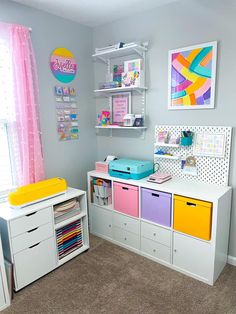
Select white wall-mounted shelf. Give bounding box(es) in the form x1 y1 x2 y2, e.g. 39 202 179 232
95 126 147 130
93 42 148 137
92 44 147 63
154 142 180 148
94 86 147 95
154 154 180 160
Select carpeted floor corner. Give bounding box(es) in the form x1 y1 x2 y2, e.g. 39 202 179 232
3 234 236 314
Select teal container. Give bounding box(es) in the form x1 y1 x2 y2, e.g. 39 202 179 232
180 136 193 146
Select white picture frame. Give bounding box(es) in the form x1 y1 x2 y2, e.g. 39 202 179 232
111 92 131 125
168 41 217 110
193 133 226 158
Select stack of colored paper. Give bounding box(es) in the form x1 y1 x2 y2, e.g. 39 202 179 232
56 219 83 259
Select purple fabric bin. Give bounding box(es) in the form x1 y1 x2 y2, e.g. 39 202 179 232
141 188 172 227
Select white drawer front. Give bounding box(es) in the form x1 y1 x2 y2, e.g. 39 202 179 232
14 237 56 290
113 212 140 235
11 222 54 254
141 221 171 247
173 232 212 280
113 227 140 250
10 207 52 237
141 237 171 264
90 205 112 239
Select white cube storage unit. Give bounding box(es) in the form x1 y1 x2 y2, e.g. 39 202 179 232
0 188 89 291
88 170 232 285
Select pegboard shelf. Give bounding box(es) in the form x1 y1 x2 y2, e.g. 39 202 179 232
154 125 232 186
154 142 180 148
154 154 180 160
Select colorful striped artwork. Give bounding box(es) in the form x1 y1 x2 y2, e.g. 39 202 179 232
168 42 217 110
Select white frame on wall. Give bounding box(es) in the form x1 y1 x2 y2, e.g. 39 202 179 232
168 41 217 110
111 92 131 125
193 133 226 158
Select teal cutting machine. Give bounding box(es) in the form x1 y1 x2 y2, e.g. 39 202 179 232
109 159 153 180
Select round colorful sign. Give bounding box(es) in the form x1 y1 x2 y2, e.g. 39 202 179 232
50 48 77 83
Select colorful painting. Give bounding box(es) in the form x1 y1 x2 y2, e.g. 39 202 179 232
50 48 77 83
168 41 217 110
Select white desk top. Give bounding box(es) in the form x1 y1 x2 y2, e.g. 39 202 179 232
0 187 85 221
88 171 231 202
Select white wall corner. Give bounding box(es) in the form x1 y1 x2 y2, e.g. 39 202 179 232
228 255 236 266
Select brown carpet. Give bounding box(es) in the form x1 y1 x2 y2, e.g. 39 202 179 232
3 234 236 314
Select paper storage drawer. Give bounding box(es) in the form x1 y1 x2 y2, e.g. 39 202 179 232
11 222 54 254
141 237 171 264
141 221 171 247
113 227 140 250
10 207 52 237
112 211 139 235
14 237 56 290
141 188 171 227
114 182 139 217
174 195 212 240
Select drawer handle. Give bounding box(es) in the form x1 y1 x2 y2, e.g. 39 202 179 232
26 211 37 217
124 223 127 226
152 193 159 197
124 237 127 241
122 187 129 190
29 242 40 249
186 202 196 207
109 224 111 228
27 227 39 233
153 233 156 236
153 249 156 253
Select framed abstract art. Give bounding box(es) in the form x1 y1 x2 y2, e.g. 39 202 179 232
168 41 217 110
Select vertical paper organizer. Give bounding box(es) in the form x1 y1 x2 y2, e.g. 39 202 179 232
93 183 112 206
56 219 83 260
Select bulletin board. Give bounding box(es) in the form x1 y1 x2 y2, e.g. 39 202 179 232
154 125 232 186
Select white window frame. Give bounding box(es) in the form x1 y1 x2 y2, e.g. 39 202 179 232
0 119 14 201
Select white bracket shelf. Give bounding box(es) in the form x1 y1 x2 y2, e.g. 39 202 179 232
94 86 147 97
95 125 147 139
92 44 147 63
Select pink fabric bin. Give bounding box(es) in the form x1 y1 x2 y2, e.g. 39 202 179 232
114 182 139 217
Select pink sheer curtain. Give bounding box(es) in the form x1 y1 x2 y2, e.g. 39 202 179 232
0 22 45 186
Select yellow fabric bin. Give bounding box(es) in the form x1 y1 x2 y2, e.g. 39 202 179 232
173 195 212 241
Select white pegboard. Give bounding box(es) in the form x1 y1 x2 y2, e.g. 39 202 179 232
154 125 232 186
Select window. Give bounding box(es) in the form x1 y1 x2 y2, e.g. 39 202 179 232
0 36 14 195
0 122 13 194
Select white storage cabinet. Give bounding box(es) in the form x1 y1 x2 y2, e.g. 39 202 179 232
0 188 89 291
88 170 232 285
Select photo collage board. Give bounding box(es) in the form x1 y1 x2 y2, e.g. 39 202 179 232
55 86 79 141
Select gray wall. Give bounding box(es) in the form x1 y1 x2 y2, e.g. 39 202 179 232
93 1 236 257
0 0 96 190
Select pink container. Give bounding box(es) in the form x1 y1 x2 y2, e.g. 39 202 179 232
95 162 109 173
114 182 139 217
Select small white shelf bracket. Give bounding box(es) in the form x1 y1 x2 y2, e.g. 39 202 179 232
94 56 109 65
133 48 145 58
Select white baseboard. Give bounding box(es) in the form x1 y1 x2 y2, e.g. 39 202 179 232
228 255 236 266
